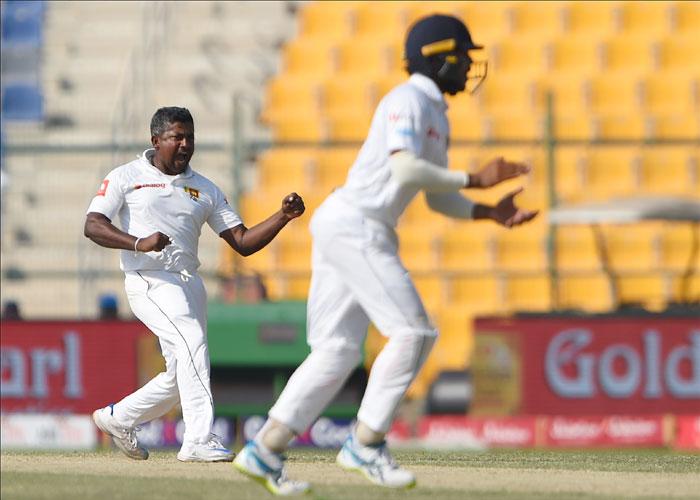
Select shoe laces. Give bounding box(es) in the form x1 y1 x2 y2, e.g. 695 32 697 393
206 433 226 449
124 426 141 449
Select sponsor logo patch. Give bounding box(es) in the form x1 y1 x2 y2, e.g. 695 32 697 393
134 183 166 189
96 179 109 196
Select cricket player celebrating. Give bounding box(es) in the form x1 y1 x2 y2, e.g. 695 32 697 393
234 14 538 494
85 107 305 462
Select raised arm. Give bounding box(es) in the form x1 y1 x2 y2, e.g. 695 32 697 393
84 212 171 252
219 193 305 256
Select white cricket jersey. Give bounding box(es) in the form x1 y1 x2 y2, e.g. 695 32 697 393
334 73 450 227
86 149 242 273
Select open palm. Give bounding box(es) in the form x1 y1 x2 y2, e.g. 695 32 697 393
492 188 539 228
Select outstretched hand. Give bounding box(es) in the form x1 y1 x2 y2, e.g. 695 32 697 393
470 157 530 189
281 192 305 220
491 188 539 228
137 232 172 252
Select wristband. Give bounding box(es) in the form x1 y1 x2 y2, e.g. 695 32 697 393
134 237 142 253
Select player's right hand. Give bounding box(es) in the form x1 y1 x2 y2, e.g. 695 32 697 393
137 232 172 252
469 157 530 188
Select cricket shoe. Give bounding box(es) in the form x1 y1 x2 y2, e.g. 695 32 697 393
233 441 311 496
92 404 149 460
177 434 235 462
336 434 416 489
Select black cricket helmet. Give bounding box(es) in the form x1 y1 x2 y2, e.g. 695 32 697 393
404 14 487 95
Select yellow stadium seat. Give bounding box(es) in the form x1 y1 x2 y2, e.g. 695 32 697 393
397 228 440 272
546 36 604 76
588 75 642 115
616 273 669 311
565 1 620 36
650 113 700 141
477 77 538 114
553 114 596 142
256 147 318 191
638 146 698 196
326 112 374 141
412 275 446 311
504 274 553 312
407 1 466 26
298 1 358 38
354 2 408 39
556 272 614 312
265 272 311 301
447 110 487 141
555 225 601 272
282 38 337 76
618 1 673 35
600 223 661 272
321 77 377 119
439 227 497 272
659 223 698 272
585 146 641 198
336 37 403 77
262 76 321 121
671 272 700 304
510 1 565 37
276 229 312 273
315 147 357 191
483 112 544 141
492 37 549 76
241 246 277 274
267 114 326 142
602 35 658 73
493 222 547 272
375 71 408 99
553 146 587 202
657 33 700 72
434 306 475 366
595 114 650 141
456 2 513 44
676 1 700 33
641 73 698 115
449 274 503 313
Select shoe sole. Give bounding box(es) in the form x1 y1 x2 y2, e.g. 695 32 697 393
232 460 311 496
336 454 416 489
92 410 148 461
177 455 234 463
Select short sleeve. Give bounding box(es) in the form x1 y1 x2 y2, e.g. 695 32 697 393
384 91 426 156
207 186 243 235
86 168 124 220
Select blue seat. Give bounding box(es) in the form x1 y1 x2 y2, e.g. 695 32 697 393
1 83 44 121
1 1 45 46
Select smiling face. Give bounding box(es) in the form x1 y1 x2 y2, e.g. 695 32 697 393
151 121 195 175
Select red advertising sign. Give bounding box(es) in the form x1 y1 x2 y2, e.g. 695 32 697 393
541 415 668 447
675 415 700 450
1 321 150 413
474 317 700 415
417 415 537 448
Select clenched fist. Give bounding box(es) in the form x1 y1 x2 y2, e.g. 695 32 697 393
281 192 305 220
136 232 172 252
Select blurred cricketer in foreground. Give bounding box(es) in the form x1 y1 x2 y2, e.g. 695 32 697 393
234 14 538 496
84 106 305 463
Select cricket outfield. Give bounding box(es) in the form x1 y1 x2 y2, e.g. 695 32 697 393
2 448 699 500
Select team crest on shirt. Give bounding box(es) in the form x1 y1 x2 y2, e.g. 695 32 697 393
184 186 200 201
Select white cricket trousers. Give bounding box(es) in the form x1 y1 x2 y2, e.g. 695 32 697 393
269 194 437 435
111 269 214 445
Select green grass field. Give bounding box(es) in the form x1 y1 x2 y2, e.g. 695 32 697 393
2 448 699 500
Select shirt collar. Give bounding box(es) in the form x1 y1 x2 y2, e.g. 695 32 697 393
408 73 447 111
141 148 193 179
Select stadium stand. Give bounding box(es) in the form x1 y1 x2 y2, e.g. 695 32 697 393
235 0 700 397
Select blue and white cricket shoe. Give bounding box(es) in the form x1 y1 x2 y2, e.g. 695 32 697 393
177 434 234 462
93 404 149 460
233 442 311 496
336 434 416 489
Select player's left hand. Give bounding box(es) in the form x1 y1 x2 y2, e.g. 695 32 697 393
490 187 539 228
470 157 530 188
281 192 305 220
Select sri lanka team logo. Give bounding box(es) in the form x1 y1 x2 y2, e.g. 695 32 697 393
184 186 200 201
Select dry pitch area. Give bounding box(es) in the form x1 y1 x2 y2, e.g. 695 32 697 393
2 448 699 500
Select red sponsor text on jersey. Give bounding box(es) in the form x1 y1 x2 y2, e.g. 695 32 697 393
134 183 166 189
96 179 109 196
